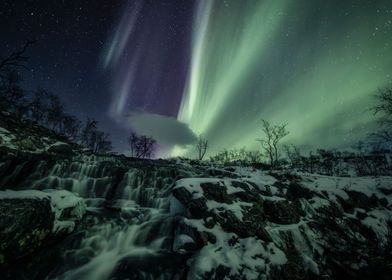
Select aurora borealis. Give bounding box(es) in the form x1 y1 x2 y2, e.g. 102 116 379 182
2 0 392 157
102 0 392 157
178 0 392 157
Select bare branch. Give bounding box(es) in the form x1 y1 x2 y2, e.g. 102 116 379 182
0 40 36 71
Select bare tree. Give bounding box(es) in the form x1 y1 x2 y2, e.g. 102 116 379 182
371 87 392 144
90 131 112 153
128 132 156 159
372 88 392 116
257 120 289 168
0 69 27 116
0 40 35 71
29 88 50 123
0 41 34 117
196 134 208 160
47 94 64 131
79 117 112 153
210 148 262 165
81 117 98 146
61 114 82 140
283 144 305 171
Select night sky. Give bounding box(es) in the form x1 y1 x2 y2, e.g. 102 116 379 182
1 0 392 157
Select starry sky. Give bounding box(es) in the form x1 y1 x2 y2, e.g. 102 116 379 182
1 0 392 158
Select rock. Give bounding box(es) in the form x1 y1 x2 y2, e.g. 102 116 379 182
286 181 316 200
263 200 301 224
173 179 272 242
47 142 74 155
207 168 239 178
200 182 233 203
0 189 86 265
0 197 54 264
173 234 198 253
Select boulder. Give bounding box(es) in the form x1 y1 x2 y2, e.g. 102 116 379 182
0 189 86 265
0 196 53 264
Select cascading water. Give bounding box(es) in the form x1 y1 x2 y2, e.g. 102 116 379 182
0 154 196 279
54 210 176 280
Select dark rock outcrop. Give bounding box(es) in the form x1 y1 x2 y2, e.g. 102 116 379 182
0 190 86 265
0 196 54 264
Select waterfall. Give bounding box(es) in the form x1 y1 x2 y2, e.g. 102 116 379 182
0 154 195 279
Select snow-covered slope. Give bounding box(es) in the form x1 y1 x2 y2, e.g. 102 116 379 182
172 167 392 279
0 112 391 279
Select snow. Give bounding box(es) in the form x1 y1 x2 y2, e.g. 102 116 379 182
50 141 68 147
173 234 195 253
303 255 320 275
0 189 49 200
175 177 256 199
45 141 69 152
361 208 392 245
0 127 16 149
225 180 246 194
300 173 392 206
43 189 86 219
185 218 287 279
234 167 277 185
174 177 255 221
174 178 206 199
308 197 331 210
206 200 252 221
301 175 350 201
53 220 76 234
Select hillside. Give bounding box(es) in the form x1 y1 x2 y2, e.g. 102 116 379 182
0 113 391 280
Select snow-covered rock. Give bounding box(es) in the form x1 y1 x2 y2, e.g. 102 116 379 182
0 189 86 264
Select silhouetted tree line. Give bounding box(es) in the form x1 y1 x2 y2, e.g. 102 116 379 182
283 144 391 176
280 89 392 176
209 99 392 176
210 148 263 166
0 42 112 153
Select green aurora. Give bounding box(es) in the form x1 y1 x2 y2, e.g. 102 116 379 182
175 0 392 157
